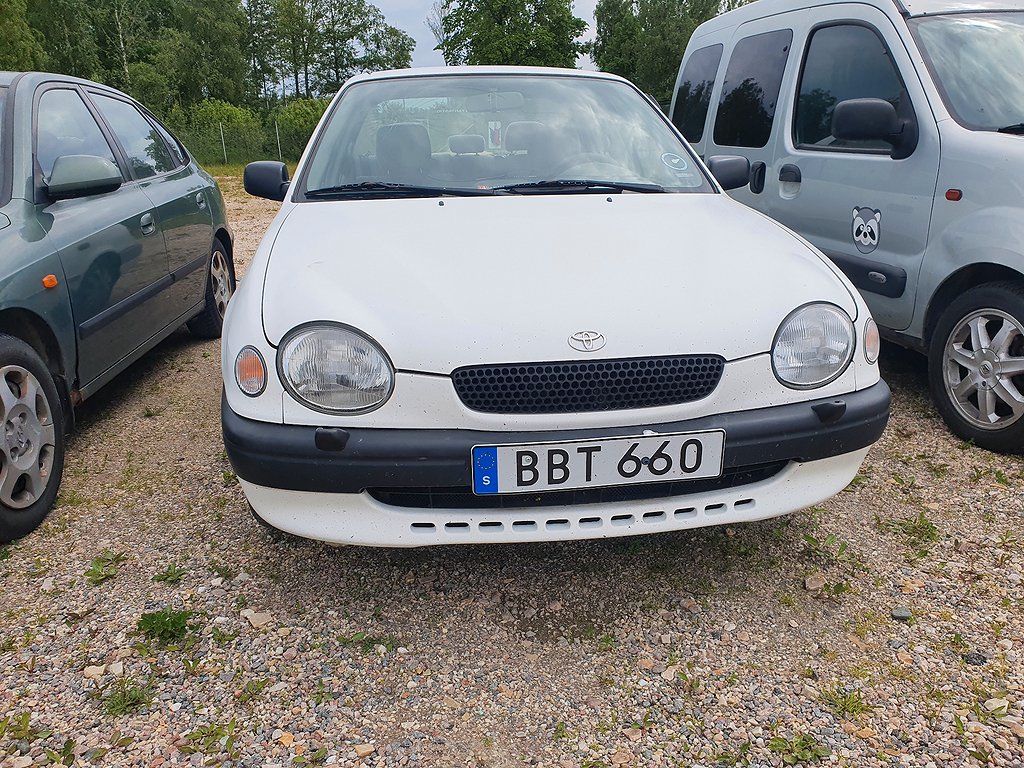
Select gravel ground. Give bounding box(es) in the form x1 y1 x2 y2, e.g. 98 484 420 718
1 174 1022 768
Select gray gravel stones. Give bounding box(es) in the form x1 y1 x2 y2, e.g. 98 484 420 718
0 180 1021 766
891 605 913 622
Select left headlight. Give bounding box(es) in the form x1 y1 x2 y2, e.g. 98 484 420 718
278 323 394 413
772 303 855 389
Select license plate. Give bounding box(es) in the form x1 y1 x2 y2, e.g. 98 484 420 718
472 430 725 495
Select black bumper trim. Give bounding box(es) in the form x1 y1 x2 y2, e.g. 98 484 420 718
222 380 890 494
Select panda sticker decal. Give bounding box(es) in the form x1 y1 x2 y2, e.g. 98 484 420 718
852 207 882 254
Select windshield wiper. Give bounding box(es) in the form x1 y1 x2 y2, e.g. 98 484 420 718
997 123 1024 134
304 181 497 198
492 179 667 194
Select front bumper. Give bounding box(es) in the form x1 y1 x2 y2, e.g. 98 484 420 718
222 380 890 494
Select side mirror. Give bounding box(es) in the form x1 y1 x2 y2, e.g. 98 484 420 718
706 155 750 191
832 98 918 159
244 161 290 201
45 155 122 200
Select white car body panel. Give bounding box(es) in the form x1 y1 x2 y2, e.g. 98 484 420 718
259 194 858 372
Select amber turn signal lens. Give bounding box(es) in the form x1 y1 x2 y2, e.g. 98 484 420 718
235 346 267 396
42 274 58 289
864 318 880 364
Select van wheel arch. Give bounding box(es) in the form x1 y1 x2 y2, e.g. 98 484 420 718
924 263 1024 345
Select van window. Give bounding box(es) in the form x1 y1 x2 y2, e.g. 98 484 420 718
671 44 723 142
795 24 905 150
713 29 793 148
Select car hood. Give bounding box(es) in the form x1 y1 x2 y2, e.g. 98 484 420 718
262 193 855 373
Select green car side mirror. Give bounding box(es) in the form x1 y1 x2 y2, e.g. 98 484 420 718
45 154 123 200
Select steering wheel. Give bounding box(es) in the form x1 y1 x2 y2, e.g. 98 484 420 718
548 152 634 178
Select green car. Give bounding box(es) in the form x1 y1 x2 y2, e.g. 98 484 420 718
0 72 235 542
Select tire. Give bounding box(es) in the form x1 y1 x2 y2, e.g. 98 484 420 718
928 281 1024 453
0 335 65 542
187 240 235 339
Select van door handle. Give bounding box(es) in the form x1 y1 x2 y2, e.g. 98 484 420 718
749 161 766 194
195 192 207 209
140 212 156 235
779 164 802 183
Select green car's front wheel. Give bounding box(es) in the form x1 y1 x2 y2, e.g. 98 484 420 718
188 241 235 339
0 334 65 542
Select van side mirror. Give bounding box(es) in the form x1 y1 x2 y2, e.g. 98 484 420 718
832 98 918 159
45 155 123 200
706 155 750 190
244 161 290 201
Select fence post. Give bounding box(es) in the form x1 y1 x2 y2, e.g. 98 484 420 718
220 123 228 164
276 121 283 161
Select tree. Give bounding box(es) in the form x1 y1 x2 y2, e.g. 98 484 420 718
593 0 723 105
26 0 101 79
430 0 587 67
274 0 325 98
0 0 46 71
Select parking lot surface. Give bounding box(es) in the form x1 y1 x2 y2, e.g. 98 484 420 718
0 175 1021 767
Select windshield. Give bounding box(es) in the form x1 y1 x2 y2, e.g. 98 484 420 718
910 12 1024 131
299 74 713 197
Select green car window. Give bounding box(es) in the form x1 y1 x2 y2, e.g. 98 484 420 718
36 88 118 179
91 93 175 179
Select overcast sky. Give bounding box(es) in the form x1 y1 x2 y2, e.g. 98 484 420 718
375 0 599 68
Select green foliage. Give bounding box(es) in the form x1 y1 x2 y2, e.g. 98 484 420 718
593 0 727 105
102 676 153 716
166 99 265 165
84 549 127 586
821 685 874 717
153 563 187 584
767 733 831 764
0 0 46 71
273 98 330 160
136 608 196 646
431 0 588 67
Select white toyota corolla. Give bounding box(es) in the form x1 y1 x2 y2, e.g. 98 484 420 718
222 66 890 547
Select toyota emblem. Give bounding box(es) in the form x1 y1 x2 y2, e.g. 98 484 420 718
568 330 606 352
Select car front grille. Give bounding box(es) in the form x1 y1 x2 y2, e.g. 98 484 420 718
367 461 785 510
451 354 725 414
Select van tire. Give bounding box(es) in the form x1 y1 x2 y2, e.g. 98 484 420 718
0 334 65 542
928 282 1024 453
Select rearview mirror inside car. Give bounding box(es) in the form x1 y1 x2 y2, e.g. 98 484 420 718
45 154 122 200
706 155 751 191
244 161 290 201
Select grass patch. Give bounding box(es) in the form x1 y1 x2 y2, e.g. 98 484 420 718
768 733 831 764
338 631 397 653
84 550 127 586
152 564 187 584
821 685 873 717
136 608 196 646
180 719 240 760
102 676 153 717
210 561 237 580
236 678 269 704
875 511 939 548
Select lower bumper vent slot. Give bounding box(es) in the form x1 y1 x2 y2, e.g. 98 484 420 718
643 511 666 523
735 498 756 511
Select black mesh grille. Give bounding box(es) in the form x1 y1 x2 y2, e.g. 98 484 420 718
368 461 786 510
452 355 725 414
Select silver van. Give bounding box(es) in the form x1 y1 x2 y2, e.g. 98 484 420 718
670 0 1024 451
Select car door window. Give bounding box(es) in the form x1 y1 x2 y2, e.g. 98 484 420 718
149 118 187 168
713 29 793 148
794 24 906 150
35 88 118 179
90 93 175 179
671 44 723 143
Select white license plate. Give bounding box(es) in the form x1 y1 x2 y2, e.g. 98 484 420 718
471 430 725 495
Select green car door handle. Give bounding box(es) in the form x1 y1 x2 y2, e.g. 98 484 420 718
140 212 156 236
195 192 207 210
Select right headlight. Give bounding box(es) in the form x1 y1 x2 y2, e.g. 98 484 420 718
772 303 855 389
278 323 394 413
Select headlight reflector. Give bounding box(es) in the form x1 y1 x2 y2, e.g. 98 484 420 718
279 324 393 412
235 346 267 396
772 304 855 388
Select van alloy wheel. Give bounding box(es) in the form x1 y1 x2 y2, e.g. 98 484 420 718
0 364 57 509
942 308 1024 430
